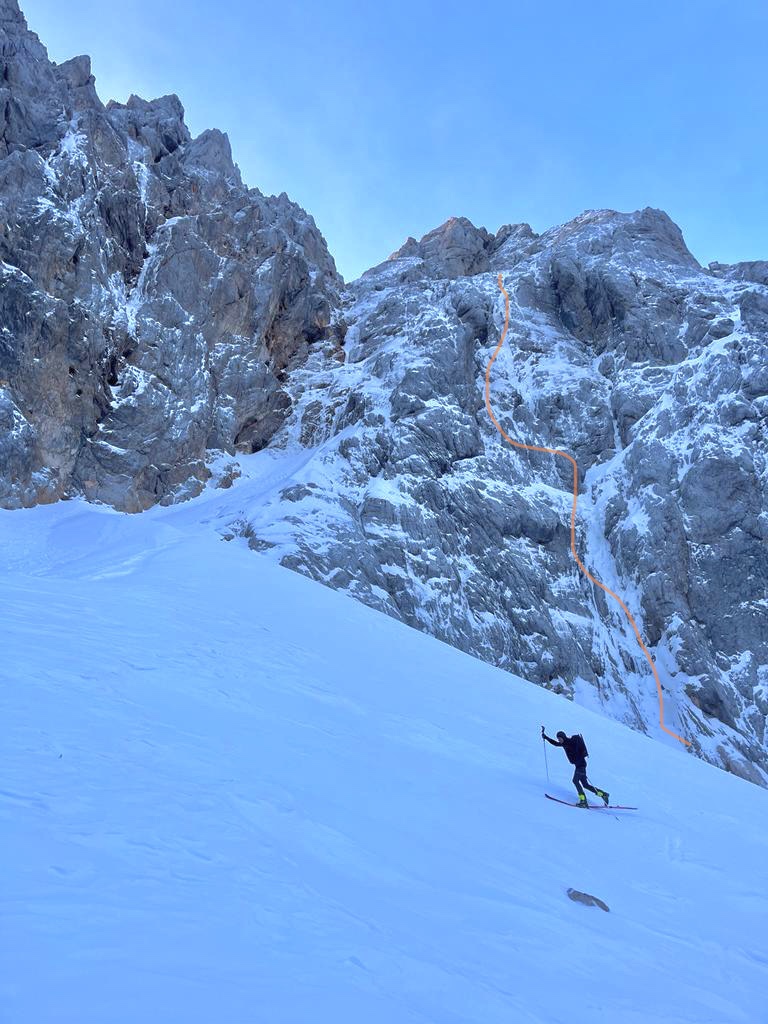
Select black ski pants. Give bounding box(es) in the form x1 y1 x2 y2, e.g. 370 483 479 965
572 763 602 797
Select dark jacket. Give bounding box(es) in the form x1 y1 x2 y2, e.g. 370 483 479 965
544 733 587 767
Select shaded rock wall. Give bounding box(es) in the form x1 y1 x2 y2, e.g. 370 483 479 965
237 209 768 785
0 0 340 511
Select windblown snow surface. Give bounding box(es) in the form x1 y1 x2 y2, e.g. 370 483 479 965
3 454 767 1024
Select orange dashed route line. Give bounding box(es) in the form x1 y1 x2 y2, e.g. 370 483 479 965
485 273 690 747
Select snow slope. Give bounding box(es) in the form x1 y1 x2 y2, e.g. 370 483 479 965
2 481 767 1024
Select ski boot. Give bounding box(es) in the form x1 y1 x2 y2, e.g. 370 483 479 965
598 790 610 806
577 793 589 808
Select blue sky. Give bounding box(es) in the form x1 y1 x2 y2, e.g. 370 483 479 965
23 0 767 281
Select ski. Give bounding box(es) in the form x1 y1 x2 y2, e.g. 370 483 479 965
545 793 637 810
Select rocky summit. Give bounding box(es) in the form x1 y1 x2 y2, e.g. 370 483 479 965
0 0 340 512
2 0 766 783
235 211 768 785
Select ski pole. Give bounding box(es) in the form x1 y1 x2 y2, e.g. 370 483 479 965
542 726 550 782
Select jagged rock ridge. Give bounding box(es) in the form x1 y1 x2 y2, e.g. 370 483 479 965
2 0 767 784
0 0 340 511
235 210 768 785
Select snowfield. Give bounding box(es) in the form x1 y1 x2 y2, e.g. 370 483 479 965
2 472 767 1023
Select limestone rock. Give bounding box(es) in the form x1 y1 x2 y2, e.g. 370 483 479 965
3 0 767 788
0 0 340 510
567 888 610 912
234 206 768 786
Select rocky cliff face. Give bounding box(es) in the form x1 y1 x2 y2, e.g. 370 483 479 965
233 212 768 785
0 0 340 511
2 0 766 784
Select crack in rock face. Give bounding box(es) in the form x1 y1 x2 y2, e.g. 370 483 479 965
2 1 767 787
236 210 768 788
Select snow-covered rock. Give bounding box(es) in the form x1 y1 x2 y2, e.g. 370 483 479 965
232 209 768 786
0 0 340 512
1 0 766 785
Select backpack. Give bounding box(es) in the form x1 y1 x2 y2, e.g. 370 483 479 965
566 734 588 764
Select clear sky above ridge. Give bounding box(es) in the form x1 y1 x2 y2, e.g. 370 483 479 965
22 0 768 282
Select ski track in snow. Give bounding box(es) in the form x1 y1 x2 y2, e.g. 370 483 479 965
2 493 767 1023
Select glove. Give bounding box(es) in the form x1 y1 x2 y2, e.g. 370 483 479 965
541 725 546 737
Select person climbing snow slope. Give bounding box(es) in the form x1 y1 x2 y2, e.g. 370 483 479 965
541 727 610 808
